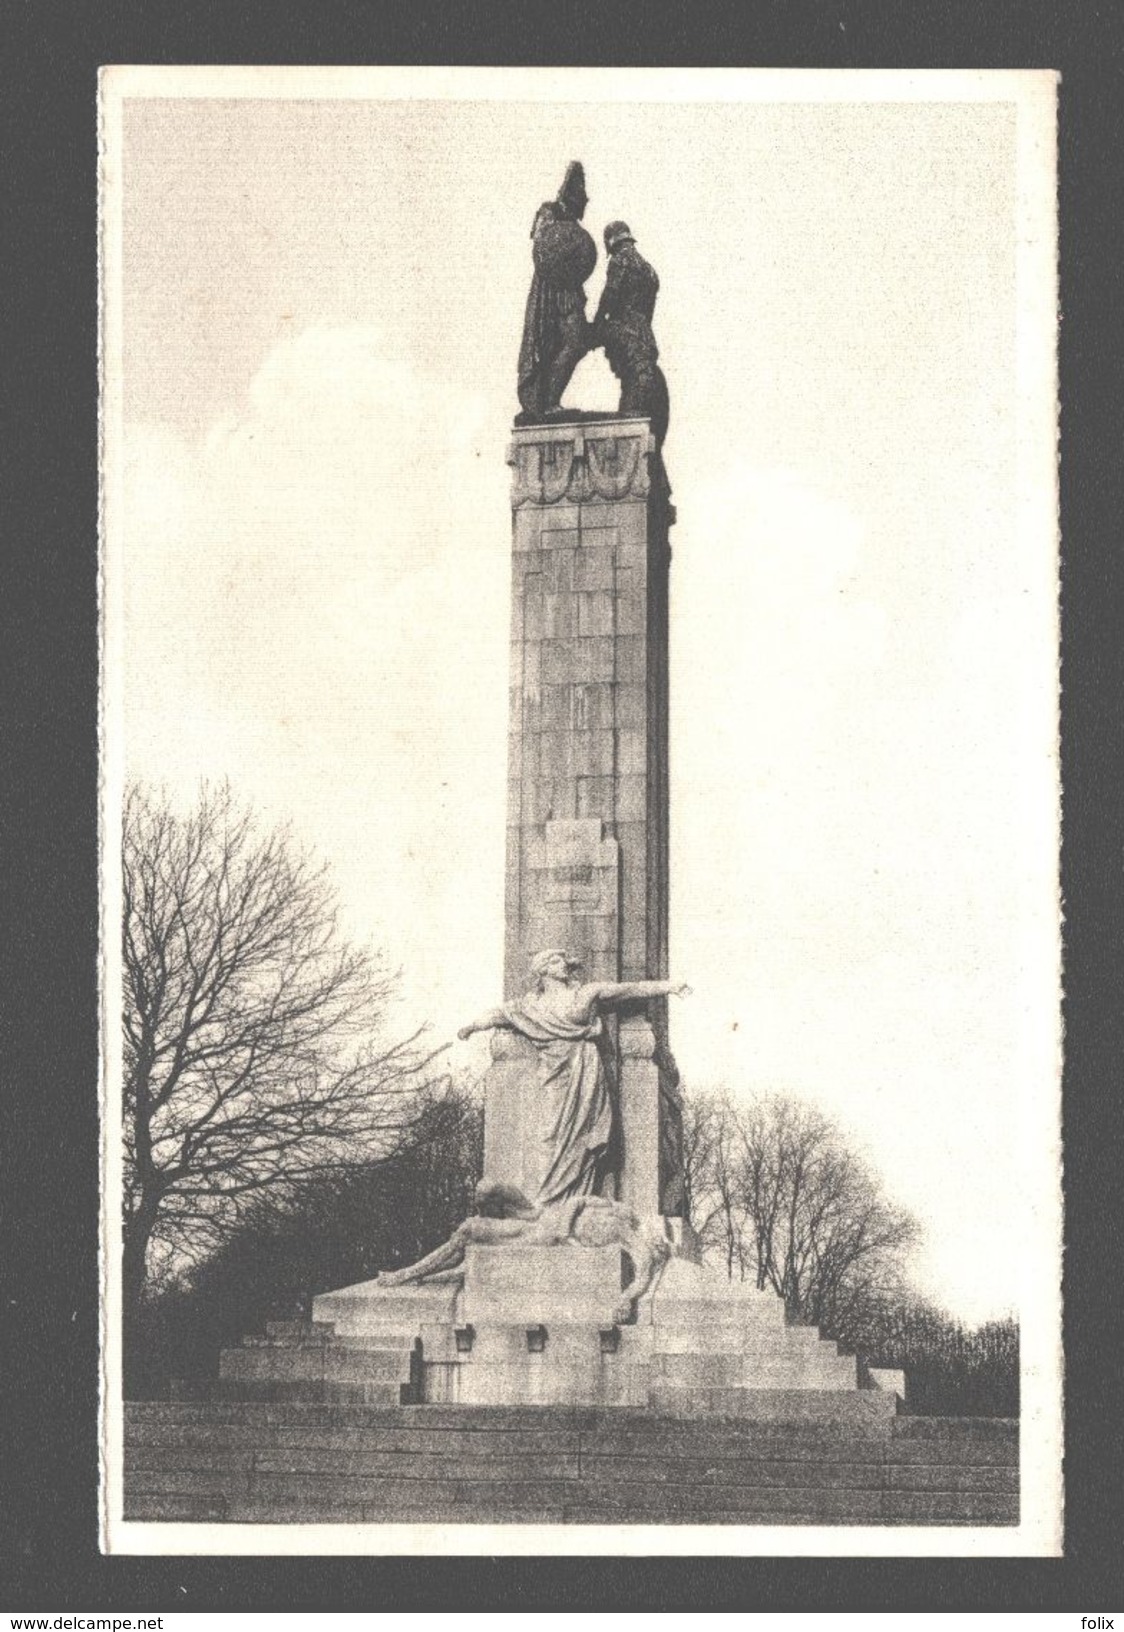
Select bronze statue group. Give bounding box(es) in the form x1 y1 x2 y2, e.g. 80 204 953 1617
516 160 669 448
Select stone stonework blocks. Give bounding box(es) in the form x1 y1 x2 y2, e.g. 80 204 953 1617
574 776 614 820
524 593 569 642
581 524 621 550
124 1399 1018 1524
543 818 616 870
540 636 615 686
577 590 616 637
575 730 616 778
615 774 647 823
539 682 618 734
540 504 581 532
614 581 646 634
535 728 615 780
573 549 616 592
615 682 647 730
544 873 602 910
569 914 617 954
543 549 577 596
614 633 647 685
496 417 677 1213
541 525 581 552
617 729 646 776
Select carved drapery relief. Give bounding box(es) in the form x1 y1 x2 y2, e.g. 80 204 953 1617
509 423 655 508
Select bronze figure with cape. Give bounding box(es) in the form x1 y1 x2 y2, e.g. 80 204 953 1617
516 162 598 420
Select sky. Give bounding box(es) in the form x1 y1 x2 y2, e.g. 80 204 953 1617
107 71 1059 1324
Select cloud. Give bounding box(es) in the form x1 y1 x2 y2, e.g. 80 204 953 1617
121 325 511 1032
667 460 1044 1320
125 324 501 727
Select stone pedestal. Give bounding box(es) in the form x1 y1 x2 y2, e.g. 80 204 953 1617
485 416 682 1215
461 1241 623 1326
298 1246 868 1411
263 420 873 1423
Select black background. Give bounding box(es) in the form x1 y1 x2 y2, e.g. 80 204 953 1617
4 0 1122 1612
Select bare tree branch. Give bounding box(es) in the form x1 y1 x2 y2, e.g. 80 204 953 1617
121 781 434 1315
681 1085 920 1338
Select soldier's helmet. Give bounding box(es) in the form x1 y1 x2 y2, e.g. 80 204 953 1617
604 220 635 253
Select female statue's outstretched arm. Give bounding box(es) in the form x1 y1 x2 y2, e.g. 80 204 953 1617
457 1006 511 1041
586 979 691 1007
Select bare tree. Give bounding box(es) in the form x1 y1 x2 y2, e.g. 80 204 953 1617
680 1088 762 1278
678 1086 722 1243
121 782 432 1318
740 1096 918 1334
683 1087 919 1341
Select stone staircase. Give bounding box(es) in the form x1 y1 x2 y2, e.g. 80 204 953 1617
302 1248 869 1410
647 1270 860 1409
122 1402 1019 1526
128 1251 1018 1527
215 1319 423 1405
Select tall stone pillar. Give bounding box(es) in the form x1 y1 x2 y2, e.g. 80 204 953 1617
482 416 684 1218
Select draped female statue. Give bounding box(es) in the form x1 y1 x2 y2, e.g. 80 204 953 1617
458 948 691 1206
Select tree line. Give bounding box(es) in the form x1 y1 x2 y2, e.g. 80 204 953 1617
120 784 1017 1415
679 1087 1017 1417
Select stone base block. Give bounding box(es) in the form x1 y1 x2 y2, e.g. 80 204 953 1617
420 1320 651 1367
312 1278 459 1340
425 1353 649 1408
868 1366 907 1403
650 1256 790 1320
461 1241 624 1326
211 1377 405 1406
297 1239 877 1410
215 1316 423 1405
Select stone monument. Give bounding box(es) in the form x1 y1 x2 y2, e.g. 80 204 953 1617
125 165 1040 1531
223 165 880 1416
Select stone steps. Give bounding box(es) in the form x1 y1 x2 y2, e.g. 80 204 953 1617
648 1384 890 1418
215 1320 421 1405
649 1321 828 1352
222 1347 413 1382
244 1326 419 1353
127 1445 1019 1493
333 1332 417 1351
122 1402 1018 1527
651 1352 857 1390
125 1422 579 1455
211 1379 406 1405
313 1283 458 1336
648 1297 789 1329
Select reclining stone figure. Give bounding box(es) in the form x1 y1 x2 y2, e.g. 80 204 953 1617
376 1177 673 1325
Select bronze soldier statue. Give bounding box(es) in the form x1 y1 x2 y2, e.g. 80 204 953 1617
516 162 598 421
591 220 669 448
